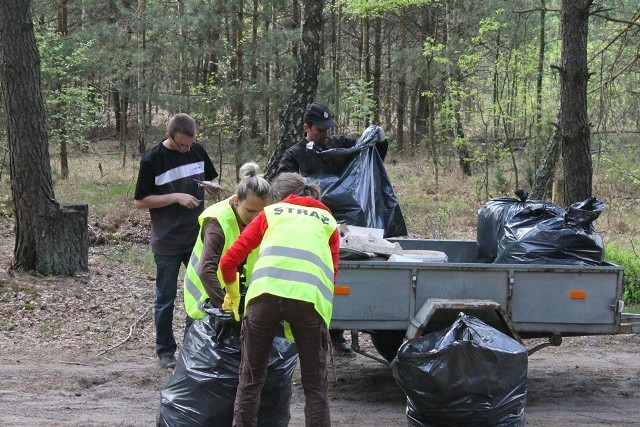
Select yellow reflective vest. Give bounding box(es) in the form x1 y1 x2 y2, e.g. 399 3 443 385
183 197 255 319
246 202 337 327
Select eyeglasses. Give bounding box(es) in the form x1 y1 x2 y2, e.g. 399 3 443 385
171 135 196 151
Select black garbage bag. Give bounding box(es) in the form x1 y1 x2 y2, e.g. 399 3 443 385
157 308 298 427
494 197 606 265
476 189 564 262
391 313 527 427
302 125 407 238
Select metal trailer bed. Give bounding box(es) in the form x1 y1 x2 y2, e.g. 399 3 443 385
330 239 625 362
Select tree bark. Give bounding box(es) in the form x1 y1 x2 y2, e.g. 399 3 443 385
372 16 382 125
234 0 245 174
534 0 547 170
396 23 407 152
0 0 88 275
530 120 561 200
264 0 323 180
559 0 593 205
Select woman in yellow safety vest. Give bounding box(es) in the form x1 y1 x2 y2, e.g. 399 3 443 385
220 172 340 427
183 162 269 320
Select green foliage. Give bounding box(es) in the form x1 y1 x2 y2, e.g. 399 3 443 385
338 0 433 16
36 26 106 152
598 135 640 193
605 243 640 305
341 72 376 130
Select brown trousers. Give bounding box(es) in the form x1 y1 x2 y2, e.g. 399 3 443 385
233 294 330 427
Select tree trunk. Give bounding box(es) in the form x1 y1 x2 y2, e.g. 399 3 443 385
559 0 593 206
249 0 259 142
530 120 561 200
234 0 245 173
534 0 547 170
264 0 323 180
57 0 69 179
137 0 148 156
0 0 88 275
332 2 342 115
396 23 407 152
372 16 382 125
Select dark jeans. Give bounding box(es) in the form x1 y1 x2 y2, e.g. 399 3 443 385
153 252 192 358
234 294 330 427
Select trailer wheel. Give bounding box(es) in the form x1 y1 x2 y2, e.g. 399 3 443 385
370 330 405 362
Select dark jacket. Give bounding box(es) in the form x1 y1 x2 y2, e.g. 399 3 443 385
276 135 388 176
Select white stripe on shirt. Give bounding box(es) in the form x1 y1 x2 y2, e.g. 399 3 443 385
155 161 205 186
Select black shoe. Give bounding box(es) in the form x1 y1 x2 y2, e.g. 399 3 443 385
159 355 176 369
332 339 352 353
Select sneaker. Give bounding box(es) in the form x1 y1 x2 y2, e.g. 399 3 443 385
159 355 176 369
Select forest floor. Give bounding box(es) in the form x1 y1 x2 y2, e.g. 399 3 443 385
1 217 639 426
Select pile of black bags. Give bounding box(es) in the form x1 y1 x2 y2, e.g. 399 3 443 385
477 190 606 266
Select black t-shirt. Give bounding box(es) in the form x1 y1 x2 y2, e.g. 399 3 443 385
135 141 217 255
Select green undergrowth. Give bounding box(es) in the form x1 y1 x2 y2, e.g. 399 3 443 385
605 243 640 305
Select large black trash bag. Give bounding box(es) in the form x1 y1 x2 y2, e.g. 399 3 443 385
391 313 528 427
157 308 298 427
476 189 564 262
494 197 606 266
302 125 407 238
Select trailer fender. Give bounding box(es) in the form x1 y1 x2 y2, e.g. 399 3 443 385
405 298 523 344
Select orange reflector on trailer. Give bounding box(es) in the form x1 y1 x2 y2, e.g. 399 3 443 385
569 290 587 300
334 286 350 295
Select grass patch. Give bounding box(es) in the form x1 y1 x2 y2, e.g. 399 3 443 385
0 320 19 331
624 304 640 314
39 322 62 335
19 303 37 311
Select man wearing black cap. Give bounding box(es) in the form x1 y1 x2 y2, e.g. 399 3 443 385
276 101 388 176
276 102 389 354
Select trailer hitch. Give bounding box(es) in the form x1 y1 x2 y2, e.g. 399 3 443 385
527 333 562 356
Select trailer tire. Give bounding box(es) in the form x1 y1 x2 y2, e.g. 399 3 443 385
370 330 405 362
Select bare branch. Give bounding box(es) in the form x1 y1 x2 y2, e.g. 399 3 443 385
592 12 640 28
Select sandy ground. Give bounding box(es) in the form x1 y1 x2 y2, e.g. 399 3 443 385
1 333 639 426
1 224 639 426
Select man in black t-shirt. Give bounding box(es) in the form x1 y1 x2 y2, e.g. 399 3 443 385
134 113 218 369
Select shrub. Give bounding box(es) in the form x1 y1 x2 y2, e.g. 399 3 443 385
605 243 640 305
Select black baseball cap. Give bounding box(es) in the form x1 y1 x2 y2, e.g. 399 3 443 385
304 102 337 130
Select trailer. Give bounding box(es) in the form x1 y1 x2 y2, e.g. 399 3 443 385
330 238 625 363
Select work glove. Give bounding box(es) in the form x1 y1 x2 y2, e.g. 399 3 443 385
222 275 241 322
376 126 386 143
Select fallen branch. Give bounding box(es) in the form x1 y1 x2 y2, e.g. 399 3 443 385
59 360 95 367
98 304 153 356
